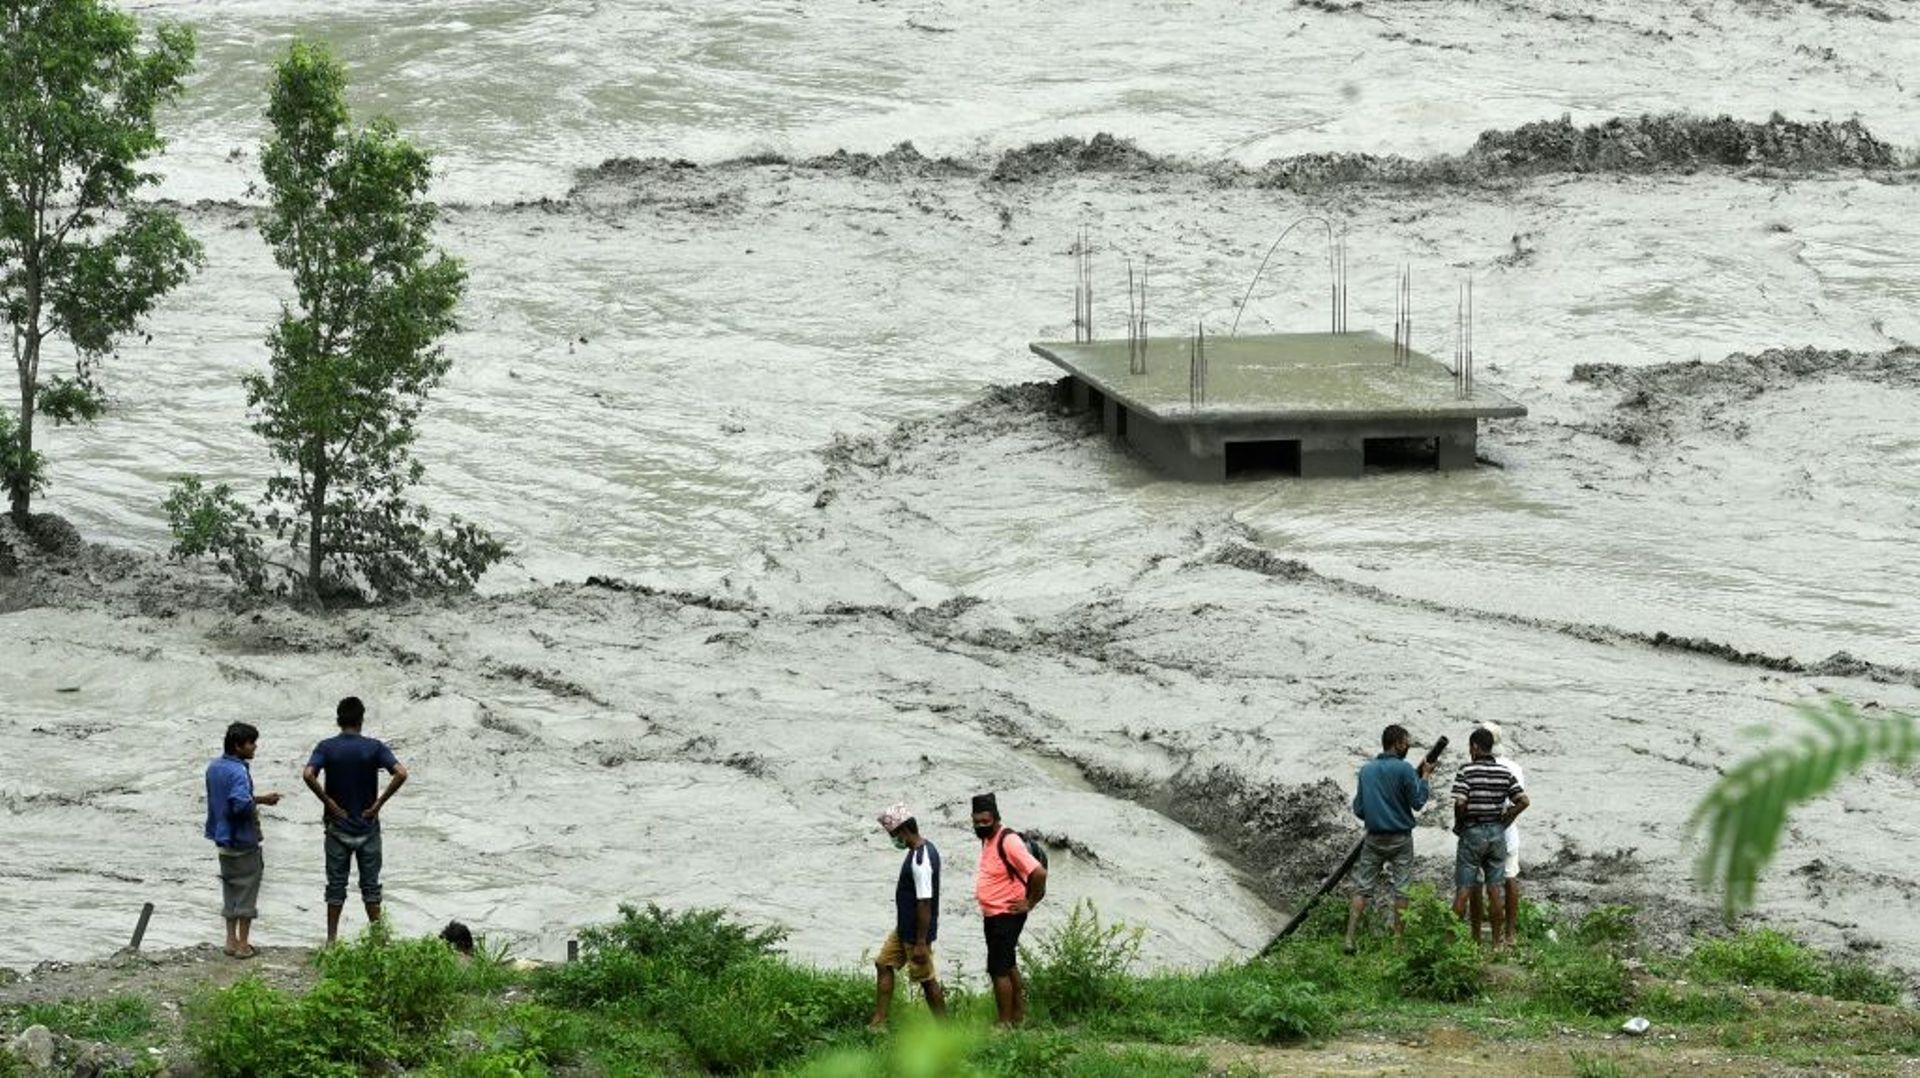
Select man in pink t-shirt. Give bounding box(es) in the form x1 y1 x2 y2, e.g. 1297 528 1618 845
971 791 1047 1027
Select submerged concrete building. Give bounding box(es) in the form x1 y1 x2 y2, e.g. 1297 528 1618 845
1030 330 1525 480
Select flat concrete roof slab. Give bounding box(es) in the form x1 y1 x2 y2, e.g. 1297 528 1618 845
1030 331 1526 423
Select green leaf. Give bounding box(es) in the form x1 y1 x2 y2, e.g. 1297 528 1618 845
1689 699 1918 919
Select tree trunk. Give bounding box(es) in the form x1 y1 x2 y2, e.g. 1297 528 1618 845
10 337 35 527
306 465 326 601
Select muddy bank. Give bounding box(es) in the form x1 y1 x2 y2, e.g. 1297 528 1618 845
1572 345 1920 446
570 113 1908 203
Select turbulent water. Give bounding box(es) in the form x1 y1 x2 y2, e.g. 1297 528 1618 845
4 0 1920 976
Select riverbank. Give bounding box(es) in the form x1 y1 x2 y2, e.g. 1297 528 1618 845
2 896 1914 1076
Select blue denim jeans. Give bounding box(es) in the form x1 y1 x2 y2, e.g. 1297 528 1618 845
1454 822 1508 889
324 826 383 906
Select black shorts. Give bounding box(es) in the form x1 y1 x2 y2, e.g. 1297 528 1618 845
983 913 1027 977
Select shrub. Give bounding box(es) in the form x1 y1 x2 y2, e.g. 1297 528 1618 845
313 919 465 1035
542 904 787 1008
1691 929 1826 993
1515 899 1564 943
672 959 869 1072
1022 899 1144 1022
1391 885 1484 1001
459 936 528 996
295 978 402 1066
1235 979 1338 1043
428 1047 548 1078
188 977 351 1078
191 925 467 1076
592 903 785 977
1529 947 1634 1016
1826 959 1901 1005
1573 905 1639 952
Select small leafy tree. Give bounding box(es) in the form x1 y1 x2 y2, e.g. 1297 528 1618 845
166 41 503 603
1 0 201 525
1690 698 1917 918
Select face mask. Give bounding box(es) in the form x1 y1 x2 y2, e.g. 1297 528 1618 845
974 824 997 840
891 835 907 850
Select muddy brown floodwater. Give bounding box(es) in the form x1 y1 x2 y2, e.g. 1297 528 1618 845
2 0 1919 992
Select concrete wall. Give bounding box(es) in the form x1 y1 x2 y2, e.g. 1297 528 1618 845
1068 377 1478 481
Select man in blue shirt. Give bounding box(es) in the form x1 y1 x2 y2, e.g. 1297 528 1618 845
1344 723 1435 954
204 722 282 958
302 697 408 943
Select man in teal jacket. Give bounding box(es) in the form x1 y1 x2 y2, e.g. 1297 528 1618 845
1344 724 1434 953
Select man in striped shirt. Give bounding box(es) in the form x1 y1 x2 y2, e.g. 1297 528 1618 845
1450 727 1529 946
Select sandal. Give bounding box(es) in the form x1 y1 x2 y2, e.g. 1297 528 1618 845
231 945 258 960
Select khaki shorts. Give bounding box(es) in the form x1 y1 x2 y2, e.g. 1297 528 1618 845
875 930 937 983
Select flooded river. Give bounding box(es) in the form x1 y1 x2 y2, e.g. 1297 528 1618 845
3 0 1918 974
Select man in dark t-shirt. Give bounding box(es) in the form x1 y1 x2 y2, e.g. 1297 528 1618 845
302 696 409 943
869 802 946 1028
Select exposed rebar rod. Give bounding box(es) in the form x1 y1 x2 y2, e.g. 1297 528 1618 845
1229 215 1338 337
1404 266 1412 368
1466 276 1475 396
1126 257 1138 366
1338 234 1349 333
1128 255 1144 374
1454 280 1466 399
1072 226 1094 343
1189 319 1209 408
1124 255 1151 375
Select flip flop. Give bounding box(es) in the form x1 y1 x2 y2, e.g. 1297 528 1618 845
232 946 258 960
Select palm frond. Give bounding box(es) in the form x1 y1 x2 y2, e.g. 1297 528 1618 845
1688 698 1917 919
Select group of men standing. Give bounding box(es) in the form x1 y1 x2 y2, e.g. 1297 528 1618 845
868 791 1048 1029
202 697 408 957
204 704 1513 992
1345 721 1530 952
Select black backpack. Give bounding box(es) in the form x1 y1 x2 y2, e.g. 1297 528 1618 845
997 829 1049 883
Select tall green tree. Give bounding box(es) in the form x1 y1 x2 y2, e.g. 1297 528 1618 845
0 0 200 525
165 41 503 603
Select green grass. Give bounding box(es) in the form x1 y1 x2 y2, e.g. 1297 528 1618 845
162 900 1914 1077
11 995 156 1043
1691 928 1903 1003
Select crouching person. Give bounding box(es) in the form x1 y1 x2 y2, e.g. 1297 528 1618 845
870 803 946 1028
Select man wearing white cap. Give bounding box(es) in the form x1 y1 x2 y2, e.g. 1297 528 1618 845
1477 722 1524 946
869 802 946 1028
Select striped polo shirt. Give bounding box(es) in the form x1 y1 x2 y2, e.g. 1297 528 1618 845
1451 758 1523 825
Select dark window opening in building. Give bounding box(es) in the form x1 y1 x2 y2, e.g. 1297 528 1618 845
1364 436 1440 471
1115 407 1128 438
1225 439 1302 478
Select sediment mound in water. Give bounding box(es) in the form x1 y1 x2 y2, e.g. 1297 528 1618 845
816 380 1068 482
1571 344 1920 446
570 112 1908 201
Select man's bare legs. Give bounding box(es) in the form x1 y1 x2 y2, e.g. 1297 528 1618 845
1453 888 1481 942
870 963 897 1028
1503 878 1520 945
325 901 382 944
991 969 1030 1027
224 916 254 957
1346 894 1410 953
